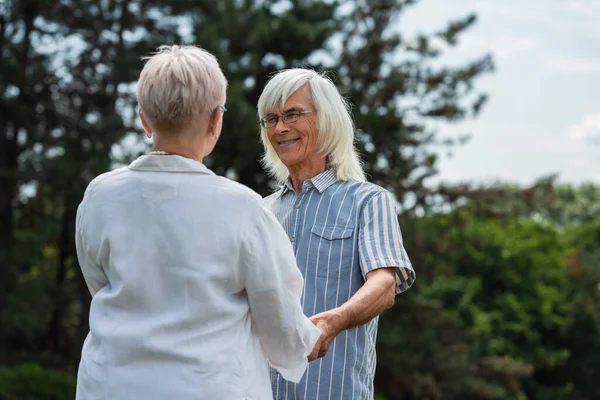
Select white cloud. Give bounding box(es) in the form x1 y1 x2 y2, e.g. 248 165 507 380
476 0 600 39
476 1 547 24
552 1 600 16
493 35 537 59
550 58 600 73
568 114 600 145
457 33 537 60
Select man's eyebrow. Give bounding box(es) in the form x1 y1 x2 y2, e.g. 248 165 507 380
265 107 301 117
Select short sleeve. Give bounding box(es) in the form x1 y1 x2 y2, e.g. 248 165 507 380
358 191 415 294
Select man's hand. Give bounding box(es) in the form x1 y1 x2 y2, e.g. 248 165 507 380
308 310 348 361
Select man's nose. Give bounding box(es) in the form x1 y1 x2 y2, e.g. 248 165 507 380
273 118 290 133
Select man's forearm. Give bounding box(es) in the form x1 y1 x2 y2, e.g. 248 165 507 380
327 268 397 332
308 268 397 360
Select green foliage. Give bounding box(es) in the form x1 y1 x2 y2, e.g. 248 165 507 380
376 296 531 400
414 213 571 367
0 364 76 400
376 212 575 399
546 215 600 400
404 183 600 399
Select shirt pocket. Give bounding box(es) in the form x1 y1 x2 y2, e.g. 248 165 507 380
308 223 355 279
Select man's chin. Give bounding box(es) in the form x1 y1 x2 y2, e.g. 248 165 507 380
277 154 298 168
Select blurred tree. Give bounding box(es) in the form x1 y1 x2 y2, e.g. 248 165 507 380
1 0 182 367
0 0 61 364
108 0 341 193
542 215 600 400
435 176 600 225
376 294 533 400
413 213 571 364
133 0 493 203
374 210 571 399
425 180 600 399
334 1 493 213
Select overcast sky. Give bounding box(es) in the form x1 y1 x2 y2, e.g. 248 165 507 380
400 0 600 186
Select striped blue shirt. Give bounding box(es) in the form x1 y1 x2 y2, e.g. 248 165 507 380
263 170 415 400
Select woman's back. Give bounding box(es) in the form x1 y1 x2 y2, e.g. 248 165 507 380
76 155 316 400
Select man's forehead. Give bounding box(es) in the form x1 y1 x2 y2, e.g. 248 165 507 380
266 85 312 113
266 104 303 115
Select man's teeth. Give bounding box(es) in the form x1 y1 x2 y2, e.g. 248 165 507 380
280 139 298 145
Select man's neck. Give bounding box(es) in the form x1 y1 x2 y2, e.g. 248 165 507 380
288 160 327 194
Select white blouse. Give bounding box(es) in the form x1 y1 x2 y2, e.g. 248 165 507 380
75 154 321 400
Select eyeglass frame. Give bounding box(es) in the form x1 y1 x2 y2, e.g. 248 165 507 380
219 105 227 113
259 108 316 129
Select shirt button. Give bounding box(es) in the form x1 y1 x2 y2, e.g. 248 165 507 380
295 203 300 209
291 237 295 242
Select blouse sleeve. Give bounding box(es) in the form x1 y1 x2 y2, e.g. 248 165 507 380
241 205 321 383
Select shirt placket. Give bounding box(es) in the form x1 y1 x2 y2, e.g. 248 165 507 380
271 368 281 399
290 192 304 249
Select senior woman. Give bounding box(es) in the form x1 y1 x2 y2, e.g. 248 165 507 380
74 45 321 400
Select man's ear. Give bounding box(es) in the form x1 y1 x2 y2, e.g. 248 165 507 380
139 109 152 135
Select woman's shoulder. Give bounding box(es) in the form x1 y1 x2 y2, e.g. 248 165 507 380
208 176 265 208
82 167 129 200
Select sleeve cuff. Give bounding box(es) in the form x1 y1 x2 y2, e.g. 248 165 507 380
361 259 416 294
269 321 322 383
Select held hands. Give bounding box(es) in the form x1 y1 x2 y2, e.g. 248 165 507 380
307 310 347 362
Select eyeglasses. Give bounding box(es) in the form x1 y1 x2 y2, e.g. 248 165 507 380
219 105 227 113
259 109 316 128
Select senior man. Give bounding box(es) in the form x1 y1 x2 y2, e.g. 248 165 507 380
257 68 416 400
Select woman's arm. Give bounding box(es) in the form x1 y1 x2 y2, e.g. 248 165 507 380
242 205 321 383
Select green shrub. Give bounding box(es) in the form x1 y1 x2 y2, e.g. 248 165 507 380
0 364 76 400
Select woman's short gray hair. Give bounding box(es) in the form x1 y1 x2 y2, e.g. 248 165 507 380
136 45 227 133
257 68 365 184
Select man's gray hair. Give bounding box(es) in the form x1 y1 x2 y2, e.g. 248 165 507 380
136 45 227 133
257 68 366 184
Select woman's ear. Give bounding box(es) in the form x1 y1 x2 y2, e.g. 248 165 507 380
206 106 223 141
139 109 153 138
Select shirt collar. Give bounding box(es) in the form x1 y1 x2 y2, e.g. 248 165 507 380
128 154 216 175
277 169 338 198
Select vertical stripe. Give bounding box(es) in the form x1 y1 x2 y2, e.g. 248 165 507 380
361 200 378 271
369 193 388 271
381 192 394 262
339 194 359 400
323 185 352 400
301 190 326 400
351 326 359 400
342 187 371 400
312 184 344 398
299 189 317 306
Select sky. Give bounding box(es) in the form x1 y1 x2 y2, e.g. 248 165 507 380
399 0 600 186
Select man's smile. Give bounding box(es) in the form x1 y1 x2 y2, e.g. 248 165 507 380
278 138 300 148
